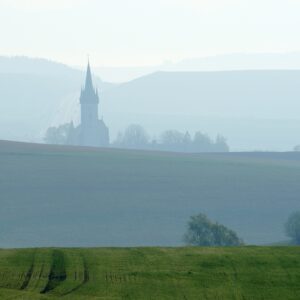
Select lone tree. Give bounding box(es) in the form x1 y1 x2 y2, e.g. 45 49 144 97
184 213 243 246
285 211 300 245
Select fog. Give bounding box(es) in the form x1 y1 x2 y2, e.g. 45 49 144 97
1 56 300 151
1 0 300 251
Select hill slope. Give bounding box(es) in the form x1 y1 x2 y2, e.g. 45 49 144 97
1 140 300 247
0 247 299 299
102 70 300 150
103 70 300 118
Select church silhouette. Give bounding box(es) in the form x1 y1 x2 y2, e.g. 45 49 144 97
70 62 109 147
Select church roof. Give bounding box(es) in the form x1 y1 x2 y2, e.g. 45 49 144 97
80 61 99 104
85 61 93 91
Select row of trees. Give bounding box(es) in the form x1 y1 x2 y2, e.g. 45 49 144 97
113 124 229 152
44 123 230 153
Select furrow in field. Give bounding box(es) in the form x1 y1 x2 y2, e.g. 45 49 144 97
41 250 67 294
25 249 52 293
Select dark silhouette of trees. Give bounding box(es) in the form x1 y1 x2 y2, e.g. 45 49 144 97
193 131 214 152
215 135 230 152
184 213 243 246
160 130 185 151
113 124 149 149
44 122 75 145
285 211 300 245
45 123 230 153
113 125 230 152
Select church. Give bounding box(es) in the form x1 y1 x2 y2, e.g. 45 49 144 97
70 62 109 147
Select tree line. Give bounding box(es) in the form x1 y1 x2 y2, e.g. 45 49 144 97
44 123 229 153
111 124 229 152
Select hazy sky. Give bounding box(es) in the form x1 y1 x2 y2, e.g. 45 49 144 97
0 0 300 66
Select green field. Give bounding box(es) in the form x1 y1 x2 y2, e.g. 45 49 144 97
1 140 300 247
0 247 299 299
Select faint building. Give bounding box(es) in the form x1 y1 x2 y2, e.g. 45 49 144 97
72 62 109 147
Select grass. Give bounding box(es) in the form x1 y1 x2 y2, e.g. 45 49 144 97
0 247 299 299
1 141 300 298
1 140 300 247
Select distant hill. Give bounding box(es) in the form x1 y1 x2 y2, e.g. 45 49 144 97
0 247 299 299
2 57 300 150
169 52 300 72
94 52 300 82
1 140 300 247
102 70 300 150
103 70 300 118
0 56 114 142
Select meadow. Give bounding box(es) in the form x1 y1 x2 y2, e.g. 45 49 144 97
1 140 300 247
0 247 299 299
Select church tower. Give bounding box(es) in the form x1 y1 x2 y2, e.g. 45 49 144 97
78 62 109 147
80 62 99 130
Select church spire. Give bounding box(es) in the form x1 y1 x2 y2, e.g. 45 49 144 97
85 60 94 91
80 59 99 104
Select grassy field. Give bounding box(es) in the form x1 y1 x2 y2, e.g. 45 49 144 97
0 247 299 299
1 140 300 247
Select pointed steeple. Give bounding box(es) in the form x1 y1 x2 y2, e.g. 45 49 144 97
80 60 99 104
85 60 94 90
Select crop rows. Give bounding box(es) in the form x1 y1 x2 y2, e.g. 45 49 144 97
0 249 89 296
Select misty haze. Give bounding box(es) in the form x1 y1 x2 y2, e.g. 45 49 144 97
1 1 300 299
